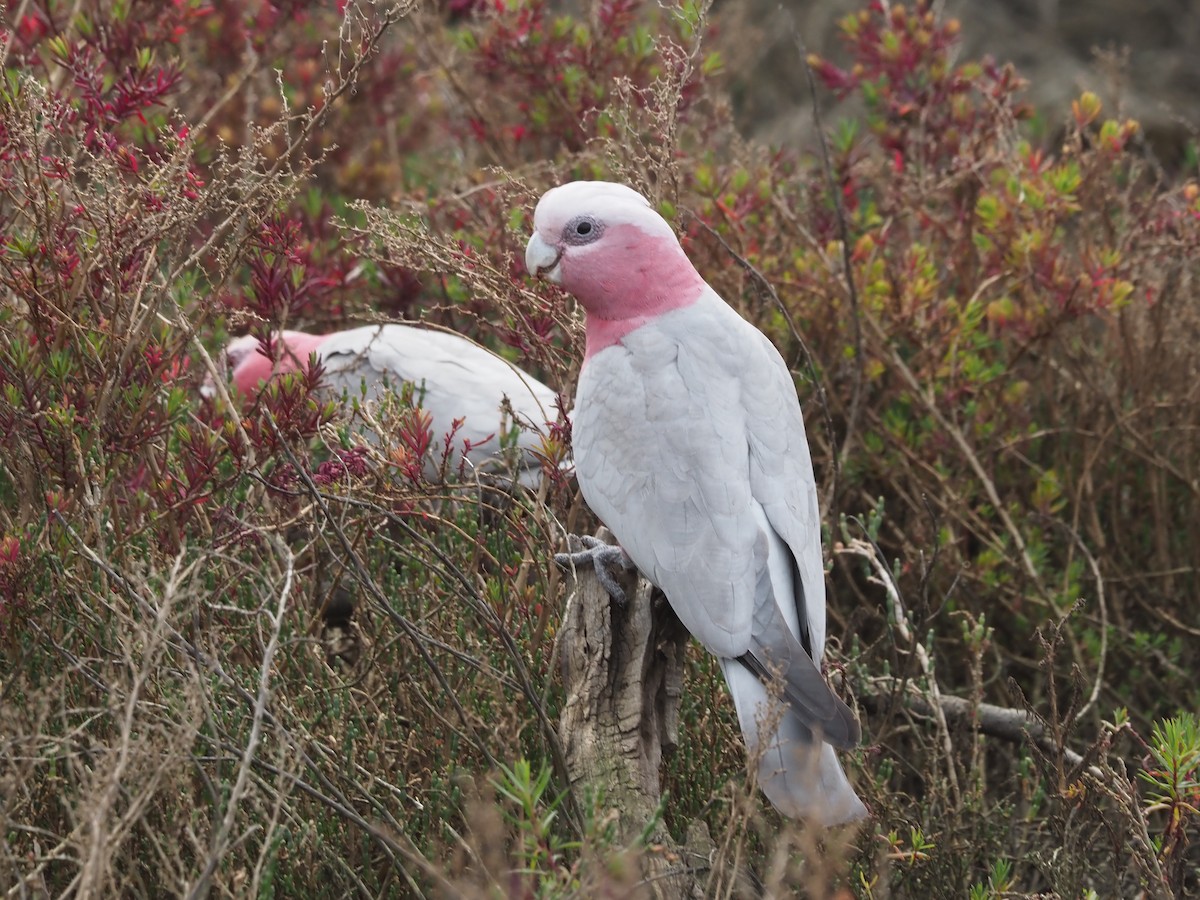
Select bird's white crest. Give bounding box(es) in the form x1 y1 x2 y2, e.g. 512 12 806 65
529 181 672 282
529 180 677 246
223 333 264 370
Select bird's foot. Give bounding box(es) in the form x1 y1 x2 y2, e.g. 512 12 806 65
555 535 634 605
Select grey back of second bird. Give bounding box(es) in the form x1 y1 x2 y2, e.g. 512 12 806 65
318 324 560 485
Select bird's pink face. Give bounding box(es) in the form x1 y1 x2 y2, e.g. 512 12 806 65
217 330 325 399
525 181 706 358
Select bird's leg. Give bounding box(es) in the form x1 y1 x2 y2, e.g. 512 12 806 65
555 535 635 605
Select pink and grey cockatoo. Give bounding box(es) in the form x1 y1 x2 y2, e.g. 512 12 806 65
215 324 559 486
525 181 866 825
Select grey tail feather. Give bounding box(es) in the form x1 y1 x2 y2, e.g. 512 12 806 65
721 659 868 825
736 651 861 750
759 715 869 825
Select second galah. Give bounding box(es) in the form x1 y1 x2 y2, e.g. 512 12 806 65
218 323 559 486
526 181 866 825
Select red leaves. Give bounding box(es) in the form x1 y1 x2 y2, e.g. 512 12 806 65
467 0 706 154
242 217 332 322
810 0 1029 174
391 407 436 484
231 213 408 327
313 447 370 486
0 533 30 635
0 536 20 566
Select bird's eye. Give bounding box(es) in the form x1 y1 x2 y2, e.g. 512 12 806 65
563 215 602 245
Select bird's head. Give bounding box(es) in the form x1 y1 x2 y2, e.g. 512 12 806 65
525 181 705 337
201 330 325 400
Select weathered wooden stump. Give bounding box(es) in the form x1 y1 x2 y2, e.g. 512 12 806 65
557 529 711 898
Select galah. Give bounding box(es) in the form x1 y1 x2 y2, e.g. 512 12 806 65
525 181 866 825
216 323 559 486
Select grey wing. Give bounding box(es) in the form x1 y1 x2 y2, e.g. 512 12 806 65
723 321 856 745
742 329 829 660
319 324 558 475
572 311 763 658
733 501 858 747
574 306 855 744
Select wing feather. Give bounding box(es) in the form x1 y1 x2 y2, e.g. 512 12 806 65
743 328 829 659
317 324 558 481
574 291 764 656
573 286 851 740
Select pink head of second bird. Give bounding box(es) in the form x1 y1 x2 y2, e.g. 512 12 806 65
226 330 326 398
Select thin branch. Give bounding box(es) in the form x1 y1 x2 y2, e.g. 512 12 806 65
1048 519 1108 722
258 465 582 832
262 413 496 757
258 414 587 834
859 681 1094 771
53 513 417 871
791 17 866 498
862 311 1046 595
76 548 185 897
837 535 962 807
187 534 294 900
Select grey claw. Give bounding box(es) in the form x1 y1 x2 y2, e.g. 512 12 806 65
554 536 633 605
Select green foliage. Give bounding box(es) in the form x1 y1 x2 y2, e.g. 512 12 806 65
491 759 581 886
968 858 1014 899
1140 713 1200 883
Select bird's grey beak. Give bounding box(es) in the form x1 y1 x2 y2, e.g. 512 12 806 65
525 233 563 284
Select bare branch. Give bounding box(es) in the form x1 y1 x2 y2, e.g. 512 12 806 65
837 536 962 807
187 534 294 900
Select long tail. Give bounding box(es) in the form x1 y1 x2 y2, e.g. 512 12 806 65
721 659 868 826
